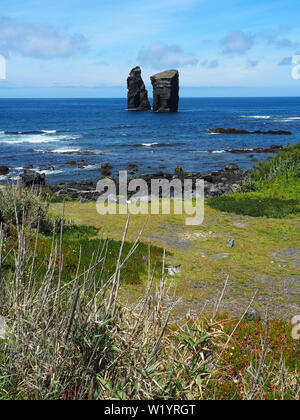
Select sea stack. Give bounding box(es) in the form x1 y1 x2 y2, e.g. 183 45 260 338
150 70 179 113
127 66 151 111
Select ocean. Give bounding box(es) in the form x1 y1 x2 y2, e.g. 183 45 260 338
0 97 300 184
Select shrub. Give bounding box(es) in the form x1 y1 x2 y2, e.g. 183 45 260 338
208 142 300 218
0 186 53 233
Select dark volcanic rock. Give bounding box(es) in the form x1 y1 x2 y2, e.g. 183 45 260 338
225 163 239 171
228 145 284 154
209 128 292 135
0 166 9 175
151 70 179 113
127 66 151 111
48 165 247 202
21 170 45 187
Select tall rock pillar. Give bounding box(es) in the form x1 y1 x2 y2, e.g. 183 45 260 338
127 66 151 111
150 70 179 113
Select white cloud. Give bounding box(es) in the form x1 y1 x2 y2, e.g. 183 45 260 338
200 59 219 69
222 31 254 54
0 15 87 59
138 43 198 69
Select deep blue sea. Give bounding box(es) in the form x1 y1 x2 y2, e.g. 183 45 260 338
0 97 300 184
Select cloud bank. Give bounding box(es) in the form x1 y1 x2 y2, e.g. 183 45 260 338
138 43 198 69
222 31 254 54
0 15 87 59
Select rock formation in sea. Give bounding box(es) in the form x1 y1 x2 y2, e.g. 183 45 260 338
127 66 151 111
208 128 292 135
150 70 179 113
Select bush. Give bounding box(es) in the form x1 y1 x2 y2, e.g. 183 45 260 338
208 142 300 218
0 186 53 233
0 219 298 400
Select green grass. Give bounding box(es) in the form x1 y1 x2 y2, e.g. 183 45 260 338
208 142 300 218
2 224 165 288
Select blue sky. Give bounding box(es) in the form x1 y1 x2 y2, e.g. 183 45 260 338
0 0 300 97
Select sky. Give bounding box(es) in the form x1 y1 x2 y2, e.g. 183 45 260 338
0 0 300 97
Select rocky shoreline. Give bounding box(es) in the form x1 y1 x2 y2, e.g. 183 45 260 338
47 164 247 202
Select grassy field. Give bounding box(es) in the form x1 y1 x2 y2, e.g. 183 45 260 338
49 199 300 321
0 144 299 400
49 143 300 320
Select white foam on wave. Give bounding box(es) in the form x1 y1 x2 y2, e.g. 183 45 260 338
142 142 159 147
37 169 63 175
50 148 82 154
275 117 300 122
241 115 271 119
188 150 226 154
0 132 80 145
0 136 55 144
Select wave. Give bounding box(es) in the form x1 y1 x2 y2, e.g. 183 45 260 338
0 135 58 144
138 142 182 148
242 115 300 122
3 130 58 135
142 142 159 147
186 149 226 154
0 133 80 145
50 148 82 154
34 148 107 156
241 115 271 119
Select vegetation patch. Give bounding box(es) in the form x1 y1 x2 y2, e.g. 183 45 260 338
208 142 300 218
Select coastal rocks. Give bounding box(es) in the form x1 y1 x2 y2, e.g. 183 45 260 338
50 181 99 202
39 166 54 172
0 166 9 175
127 67 151 111
101 163 113 176
151 70 179 113
47 164 247 201
209 128 292 135
227 145 284 154
21 170 45 187
225 164 239 171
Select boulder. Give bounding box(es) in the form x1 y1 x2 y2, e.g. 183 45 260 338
0 166 9 175
151 70 179 113
225 164 239 171
21 170 45 187
227 239 235 248
127 66 151 111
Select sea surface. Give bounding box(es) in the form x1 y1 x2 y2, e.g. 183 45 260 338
0 97 300 184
